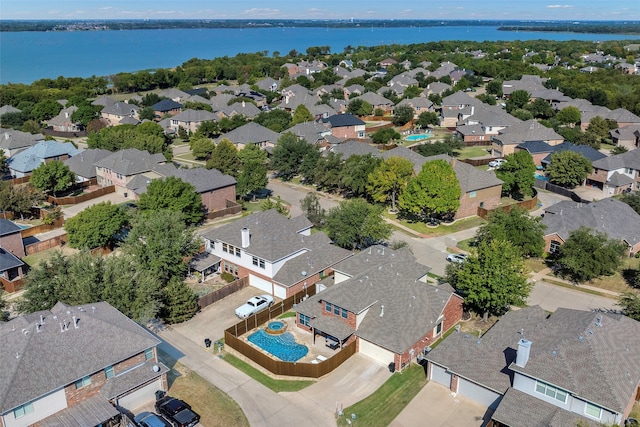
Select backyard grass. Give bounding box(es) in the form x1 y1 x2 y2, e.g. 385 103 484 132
277 311 297 319
336 363 427 427
383 212 486 236
158 350 249 427
458 145 492 159
221 353 315 392
22 246 78 268
524 258 547 274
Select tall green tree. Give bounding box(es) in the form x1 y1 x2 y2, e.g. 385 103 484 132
325 199 392 250
370 128 401 144
300 192 325 227
340 154 381 198
30 160 76 196
555 106 581 126
65 202 127 249
347 99 373 116
547 151 592 188
253 109 292 133
496 150 536 199
189 134 215 160
399 159 461 220
291 105 314 125
312 152 344 192
505 90 531 113
261 196 290 217
238 143 268 165
618 292 640 322
476 207 546 258
161 278 199 324
205 138 240 176
237 160 268 196
620 193 640 215
392 105 415 126
367 156 414 212
454 239 531 321
557 227 627 283
137 176 204 225
270 133 316 180
31 99 63 122
416 111 439 128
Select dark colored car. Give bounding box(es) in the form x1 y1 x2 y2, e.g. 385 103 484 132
155 396 200 427
134 412 172 427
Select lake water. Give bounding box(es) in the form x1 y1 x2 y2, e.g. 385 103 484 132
1 26 638 84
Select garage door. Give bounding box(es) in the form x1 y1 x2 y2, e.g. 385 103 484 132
457 378 502 409
430 364 452 388
116 379 163 412
273 285 287 300
249 274 273 295
358 339 394 365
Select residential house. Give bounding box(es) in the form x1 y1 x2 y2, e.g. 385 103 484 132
208 93 235 112
47 106 81 133
321 113 366 141
255 77 280 93
0 219 25 259
184 88 208 97
295 246 463 371
0 301 169 427
100 102 139 126
7 141 82 178
287 121 335 146
587 148 640 194
216 102 262 120
580 107 640 132
395 97 434 119
456 124 490 146
378 58 398 68
0 129 45 158
492 120 563 158
198 209 352 298
152 99 182 118
440 92 485 128
343 84 365 99
456 103 520 143
91 96 116 110
63 149 112 183
610 124 640 150
329 141 379 158
279 85 318 112
308 104 338 121
158 88 190 103
539 141 606 168
94 148 166 197
0 247 25 293
405 67 430 79
216 122 281 150
426 305 640 426
0 105 21 118
387 74 419 96
424 82 452 96
541 198 640 256
169 109 218 134
430 62 458 80
351 92 394 115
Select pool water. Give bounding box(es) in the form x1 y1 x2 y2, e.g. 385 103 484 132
405 132 431 142
247 330 308 362
534 173 550 181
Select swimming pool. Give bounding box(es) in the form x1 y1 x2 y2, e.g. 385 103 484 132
247 330 308 362
534 173 550 182
405 132 431 142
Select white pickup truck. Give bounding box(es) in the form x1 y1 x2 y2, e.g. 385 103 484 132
235 295 274 318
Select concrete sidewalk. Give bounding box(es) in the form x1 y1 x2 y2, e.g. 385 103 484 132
530 268 621 298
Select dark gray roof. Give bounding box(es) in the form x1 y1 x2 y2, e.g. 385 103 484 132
0 301 160 413
217 122 281 146
152 98 183 112
352 92 393 106
64 148 111 179
99 360 169 399
94 148 166 176
0 219 22 236
607 171 635 187
516 140 553 154
296 250 453 354
0 129 45 151
540 142 607 165
0 247 24 271
332 245 397 278
492 387 599 427
153 164 236 193
101 101 139 116
494 120 563 146
441 91 483 108
542 198 640 245
190 252 221 271
38 395 120 427
329 141 379 157
287 121 332 144
119 116 141 125
592 148 640 171
321 113 365 127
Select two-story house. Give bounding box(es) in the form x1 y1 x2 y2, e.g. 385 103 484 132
169 109 218 134
94 148 166 197
0 301 168 427
198 210 352 298
47 106 81 133
295 246 463 372
7 141 82 178
0 219 26 293
215 122 281 150
100 101 139 126
587 148 640 194
320 113 366 141
426 305 640 427
0 130 45 161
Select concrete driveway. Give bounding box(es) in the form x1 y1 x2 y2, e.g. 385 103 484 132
267 179 339 218
61 192 128 219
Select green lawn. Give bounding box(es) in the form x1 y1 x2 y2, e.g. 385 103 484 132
458 145 492 159
384 212 486 236
221 353 315 392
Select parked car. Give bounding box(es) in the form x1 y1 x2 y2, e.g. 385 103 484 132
235 294 274 318
446 253 468 264
134 412 172 427
155 396 200 427
488 158 506 168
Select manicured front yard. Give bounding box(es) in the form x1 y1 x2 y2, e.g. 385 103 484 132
383 211 486 236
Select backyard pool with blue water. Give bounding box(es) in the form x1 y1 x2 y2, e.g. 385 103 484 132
405 132 431 142
247 330 308 362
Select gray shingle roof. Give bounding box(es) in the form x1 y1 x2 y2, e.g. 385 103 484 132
321 113 365 128
542 198 640 245
0 247 24 271
8 141 82 174
494 120 563 146
329 141 379 157
101 101 139 116
153 164 237 193
152 99 182 112
287 121 332 144
0 129 45 151
0 219 22 237
540 142 606 165
64 148 111 179
216 122 281 146
94 148 166 176
0 105 21 115
352 92 393 107
170 109 217 123
47 106 78 127
592 148 640 171
0 301 160 413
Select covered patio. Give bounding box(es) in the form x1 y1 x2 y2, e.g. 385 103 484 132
308 316 354 351
189 252 221 283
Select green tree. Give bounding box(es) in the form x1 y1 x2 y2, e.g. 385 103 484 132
183 101 213 112
70 104 102 127
161 278 199 324
237 159 268 196
370 128 401 144
416 111 439 128
555 106 581 126
557 227 627 283
392 105 415 126
206 138 239 177
455 239 531 321
124 210 200 285
610 145 628 155
505 90 530 113
31 99 63 122
367 156 414 212
525 98 554 119
0 182 43 220
618 292 640 322
347 99 373 116
300 192 325 227
340 154 382 198
195 120 220 138
586 116 617 143
65 202 127 249
547 151 592 188
261 196 290 217
253 109 292 133
620 193 640 215
486 80 503 96
137 176 204 225
476 207 546 258
313 151 344 192
270 133 316 180
325 199 392 250
189 134 215 160
399 159 461 220
30 160 76 196
495 150 536 199
291 104 314 125
139 106 156 121
238 143 267 165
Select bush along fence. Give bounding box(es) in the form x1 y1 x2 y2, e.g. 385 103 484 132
224 283 357 378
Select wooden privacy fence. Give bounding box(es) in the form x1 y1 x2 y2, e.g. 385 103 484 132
25 233 67 255
197 277 249 309
20 218 64 238
0 276 25 293
48 185 115 205
205 200 242 221
460 157 497 167
477 192 539 219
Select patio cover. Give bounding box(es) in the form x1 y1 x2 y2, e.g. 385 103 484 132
100 360 169 400
39 395 119 427
190 253 221 272
309 316 354 342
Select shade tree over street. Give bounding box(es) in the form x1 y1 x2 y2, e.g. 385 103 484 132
270 133 317 180
339 154 381 198
475 207 546 258
324 198 392 250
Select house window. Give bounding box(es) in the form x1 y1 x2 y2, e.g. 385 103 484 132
585 402 602 419
549 240 561 254
75 375 92 389
469 191 477 198
334 304 340 315
626 168 634 174
234 247 241 257
535 381 568 403
300 314 310 327
252 257 265 269
145 348 153 361
223 243 228 253
325 302 331 312
358 131 365 138
13 403 34 419
341 308 348 319
435 322 443 335
116 173 123 180
105 366 114 379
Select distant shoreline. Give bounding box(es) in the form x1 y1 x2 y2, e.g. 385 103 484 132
2 19 640 35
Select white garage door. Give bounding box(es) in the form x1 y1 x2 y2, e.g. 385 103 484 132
273 285 287 300
457 378 502 409
249 274 273 295
430 364 452 388
358 339 395 365
116 379 163 412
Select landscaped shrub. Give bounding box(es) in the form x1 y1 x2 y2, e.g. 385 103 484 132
221 272 236 283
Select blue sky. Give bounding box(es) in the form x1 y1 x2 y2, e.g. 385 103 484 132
1 0 638 21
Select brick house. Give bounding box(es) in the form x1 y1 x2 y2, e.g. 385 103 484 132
47 106 81 133
0 301 168 427
7 141 82 178
0 130 45 158
541 198 640 257
94 148 166 197
320 113 366 141
426 306 640 427
151 99 182 118
215 122 281 150
587 148 640 195
100 101 139 126
0 220 25 258
198 210 352 298
492 120 564 158
169 109 218 134
295 246 463 372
